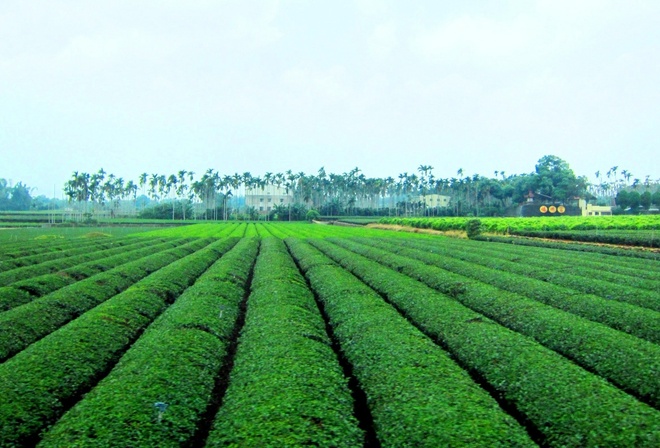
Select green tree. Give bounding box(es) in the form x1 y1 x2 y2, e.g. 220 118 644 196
534 155 586 203
615 190 630 209
652 190 660 207
628 191 641 210
640 191 652 210
9 182 32 211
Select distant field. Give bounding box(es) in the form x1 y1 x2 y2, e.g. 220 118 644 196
379 215 660 232
0 222 658 446
0 226 156 242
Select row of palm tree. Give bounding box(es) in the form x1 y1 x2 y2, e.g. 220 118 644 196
63 162 659 220
589 167 657 200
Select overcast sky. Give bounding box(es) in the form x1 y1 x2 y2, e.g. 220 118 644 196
1 0 659 196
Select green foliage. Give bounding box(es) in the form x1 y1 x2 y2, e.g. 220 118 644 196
508 229 660 247
473 234 660 260
138 200 193 220
321 238 660 446
372 236 660 343
0 239 208 362
39 238 254 447
0 238 177 311
306 208 320 221
465 218 482 238
0 237 145 284
533 155 588 203
0 238 235 447
379 214 660 235
285 238 535 447
206 238 363 447
0 179 33 211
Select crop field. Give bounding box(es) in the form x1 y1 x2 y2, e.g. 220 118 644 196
380 214 660 232
0 221 659 447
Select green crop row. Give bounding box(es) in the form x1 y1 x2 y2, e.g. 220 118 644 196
510 229 660 247
0 238 212 362
0 234 102 257
330 238 660 412
379 215 660 232
243 222 259 237
0 237 158 285
0 236 121 263
0 238 187 312
206 238 363 446
37 237 256 447
421 236 660 290
137 222 243 238
459 236 660 281
473 234 660 260
394 233 660 307
418 239 660 312
363 237 660 344
285 238 535 447
0 237 236 447
314 238 660 446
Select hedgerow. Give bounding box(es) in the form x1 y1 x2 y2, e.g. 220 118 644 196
38 237 256 447
314 238 660 446
331 238 660 410
0 238 212 362
206 238 363 447
285 238 535 447
362 237 660 344
0 237 237 447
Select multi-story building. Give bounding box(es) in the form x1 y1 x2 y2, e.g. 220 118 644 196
245 185 293 214
420 194 451 208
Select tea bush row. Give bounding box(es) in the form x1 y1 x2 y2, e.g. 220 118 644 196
0 238 236 447
38 238 257 447
316 238 660 446
286 238 535 447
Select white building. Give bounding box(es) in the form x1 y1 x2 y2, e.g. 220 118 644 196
245 185 293 214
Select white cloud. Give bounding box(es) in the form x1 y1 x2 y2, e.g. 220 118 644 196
280 65 349 106
367 23 397 58
410 15 537 65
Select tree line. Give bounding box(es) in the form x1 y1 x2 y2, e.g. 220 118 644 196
0 179 33 211
58 155 659 220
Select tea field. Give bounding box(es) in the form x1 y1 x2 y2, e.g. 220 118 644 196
0 222 658 447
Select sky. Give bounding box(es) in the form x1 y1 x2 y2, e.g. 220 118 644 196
1 0 659 197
